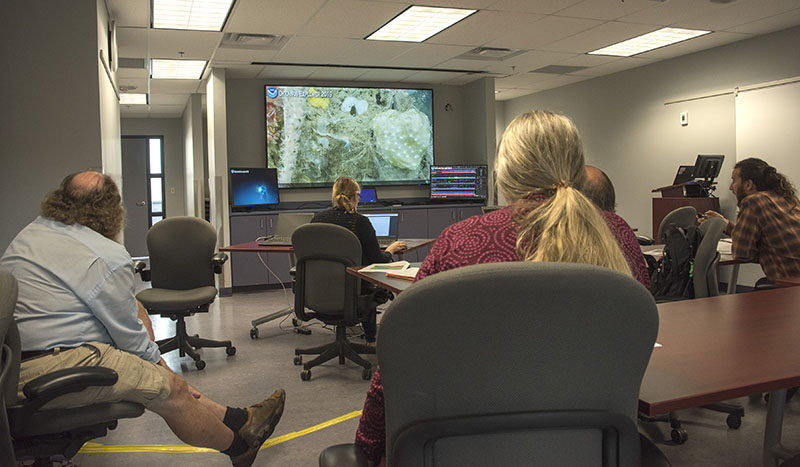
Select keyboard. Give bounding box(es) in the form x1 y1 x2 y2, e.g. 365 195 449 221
257 235 292 246
377 239 396 248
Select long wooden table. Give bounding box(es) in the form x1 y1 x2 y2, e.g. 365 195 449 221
640 287 800 466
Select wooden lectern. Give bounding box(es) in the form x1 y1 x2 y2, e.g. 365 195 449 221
651 182 720 236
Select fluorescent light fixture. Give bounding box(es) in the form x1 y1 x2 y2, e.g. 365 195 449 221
588 27 711 57
151 59 207 79
152 0 234 31
120 93 148 105
367 6 476 43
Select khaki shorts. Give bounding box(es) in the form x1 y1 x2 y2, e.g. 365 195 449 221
18 342 171 409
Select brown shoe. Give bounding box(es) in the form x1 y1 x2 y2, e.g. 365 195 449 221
239 389 286 448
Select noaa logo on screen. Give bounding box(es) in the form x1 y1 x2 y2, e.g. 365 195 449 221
266 87 278 99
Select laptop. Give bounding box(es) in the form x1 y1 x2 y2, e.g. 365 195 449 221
257 212 314 246
673 165 695 185
363 213 399 248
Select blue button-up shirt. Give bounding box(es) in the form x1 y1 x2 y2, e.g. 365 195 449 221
1 217 160 363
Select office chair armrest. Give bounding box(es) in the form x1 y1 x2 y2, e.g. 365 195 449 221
134 261 152 282
21 367 118 410
212 252 228 274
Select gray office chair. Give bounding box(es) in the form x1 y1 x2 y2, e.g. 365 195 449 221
657 206 697 243
0 271 144 466
321 262 671 467
291 223 377 381
136 216 234 370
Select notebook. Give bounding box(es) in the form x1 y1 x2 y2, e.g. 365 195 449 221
363 213 399 248
257 213 314 246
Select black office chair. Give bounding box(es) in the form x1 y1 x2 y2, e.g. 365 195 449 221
136 216 235 370
320 262 671 467
291 223 378 381
0 270 145 466
657 206 697 244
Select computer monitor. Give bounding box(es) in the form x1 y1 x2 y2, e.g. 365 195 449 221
359 187 378 204
693 155 724 186
229 168 279 211
430 165 488 201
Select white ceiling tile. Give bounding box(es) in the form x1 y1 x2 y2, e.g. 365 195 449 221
338 40 418 67
555 0 658 21
442 74 486 86
494 88 538 101
566 56 653 77
403 0 495 7
212 64 264 79
426 10 545 47
488 0 584 15
434 58 493 71
149 30 222 60
401 71 468 84
388 44 475 68
213 47 281 63
555 53 622 67
300 0 405 39
356 69 418 82
106 0 149 28
673 0 800 32
149 80 205 94
637 31 751 60
489 15 603 50
226 0 327 35
117 27 148 58
482 50 576 74
495 72 557 88
274 36 355 64
150 94 191 106
117 67 149 80
539 21 658 54
307 67 370 81
619 0 726 26
256 65 316 80
725 8 800 35
117 77 149 93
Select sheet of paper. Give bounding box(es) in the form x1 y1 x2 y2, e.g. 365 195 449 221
358 260 410 272
385 267 419 280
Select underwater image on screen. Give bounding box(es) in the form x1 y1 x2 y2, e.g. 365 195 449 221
266 85 433 188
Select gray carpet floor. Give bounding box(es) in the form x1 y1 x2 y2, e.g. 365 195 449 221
67 286 799 467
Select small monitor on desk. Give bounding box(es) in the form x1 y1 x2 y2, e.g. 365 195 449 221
693 155 724 186
430 165 488 201
230 168 279 211
359 187 378 204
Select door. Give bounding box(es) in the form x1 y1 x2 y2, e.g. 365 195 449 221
122 136 165 257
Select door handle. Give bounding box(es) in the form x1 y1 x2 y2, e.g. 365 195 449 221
136 201 146 206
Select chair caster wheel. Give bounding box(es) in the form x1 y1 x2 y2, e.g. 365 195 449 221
671 428 688 444
727 414 742 429
250 328 259 339
226 346 236 356
301 370 311 381
292 318 301 327
362 368 372 380
195 359 206 370
294 355 302 365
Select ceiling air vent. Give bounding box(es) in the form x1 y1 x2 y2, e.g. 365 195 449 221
530 65 587 74
220 33 289 50
458 46 526 61
118 58 147 69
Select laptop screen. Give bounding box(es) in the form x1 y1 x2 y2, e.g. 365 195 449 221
363 213 399 238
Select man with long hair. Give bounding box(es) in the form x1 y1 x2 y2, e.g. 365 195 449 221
703 158 800 281
1 171 285 467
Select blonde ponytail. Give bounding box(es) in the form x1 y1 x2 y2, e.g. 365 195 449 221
332 176 360 213
497 111 631 277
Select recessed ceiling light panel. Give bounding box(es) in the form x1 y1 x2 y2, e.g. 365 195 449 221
588 27 711 57
151 59 207 79
120 93 148 105
367 6 476 43
153 0 235 31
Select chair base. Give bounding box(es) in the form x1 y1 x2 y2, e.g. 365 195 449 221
14 420 119 466
156 314 235 370
294 324 374 381
639 401 744 445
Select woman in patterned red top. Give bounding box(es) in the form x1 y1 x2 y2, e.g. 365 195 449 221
355 110 647 466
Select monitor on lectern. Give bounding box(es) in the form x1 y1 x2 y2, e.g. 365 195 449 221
693 155 724 186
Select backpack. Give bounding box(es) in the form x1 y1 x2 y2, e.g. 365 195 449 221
648 224 702 301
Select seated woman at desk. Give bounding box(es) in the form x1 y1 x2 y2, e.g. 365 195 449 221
354 110 648 466
311 176 407 344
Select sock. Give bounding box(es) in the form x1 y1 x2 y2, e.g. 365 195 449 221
223 406 249 432
221 433 249 457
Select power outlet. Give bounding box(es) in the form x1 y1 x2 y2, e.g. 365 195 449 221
680 111 688 126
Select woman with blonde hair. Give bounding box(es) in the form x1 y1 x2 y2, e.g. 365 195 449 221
353 110 649 466
311 176 407 344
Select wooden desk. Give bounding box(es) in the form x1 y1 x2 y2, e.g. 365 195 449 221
346 266 417 295
639 287 800 466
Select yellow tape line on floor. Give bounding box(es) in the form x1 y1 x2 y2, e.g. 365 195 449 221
78 409 363 454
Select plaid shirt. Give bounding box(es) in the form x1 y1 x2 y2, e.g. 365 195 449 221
732 191 800 280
